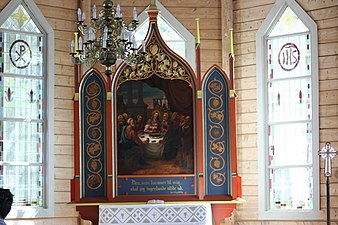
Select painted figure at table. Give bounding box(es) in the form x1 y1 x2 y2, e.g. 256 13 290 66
144 110 161 134
117 114 126 141
180 116 193 168
118 117 149 174
135 114 145 133
162 112 182 161
161 112 169 134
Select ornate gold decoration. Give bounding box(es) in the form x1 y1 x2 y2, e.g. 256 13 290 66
117 37 193 88
229 89 236 98
207 78 226 187
107 92 112 100
85 80 103 190
11 5 29 28
197 90 202 99
74 93 79 101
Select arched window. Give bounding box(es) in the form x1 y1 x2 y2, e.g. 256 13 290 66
0 0 54 217
134 0 195 70
257 0 319 220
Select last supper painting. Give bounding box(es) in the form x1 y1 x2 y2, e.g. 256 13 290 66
116 78 194 176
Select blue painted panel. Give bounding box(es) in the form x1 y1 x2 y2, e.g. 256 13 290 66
203 67 231 196
118 177 195 195
80 71 107 197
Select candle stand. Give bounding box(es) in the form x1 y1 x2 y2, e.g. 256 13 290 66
318 142 337 225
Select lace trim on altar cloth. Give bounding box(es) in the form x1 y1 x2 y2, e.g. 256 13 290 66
99 203 212 225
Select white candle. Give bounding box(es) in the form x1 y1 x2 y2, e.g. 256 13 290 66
92 5 97 19
70 40 75 53
78 36 83 51
142 40 146 52
81 12 86 23
120 27 125 40
116 4 121 18
89 28 95 41
133 7 138 21
103 26 108 40
77 8 82 21
132 34 137 49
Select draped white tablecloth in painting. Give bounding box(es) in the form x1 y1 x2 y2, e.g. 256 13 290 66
138 133 164 159
99 203 212 225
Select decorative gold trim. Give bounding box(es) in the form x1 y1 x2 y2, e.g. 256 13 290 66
207 78 226 187
74 93 79 101
195 18 200 44
107 92 112 100
149 0 157 10
229 89 236 98
197 90 202 99
117 37 193 89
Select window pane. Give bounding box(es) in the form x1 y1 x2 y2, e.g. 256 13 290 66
269 7 309 37
269 167 313 210
0 3 46 208
0 76 43 120
135 16 186 59
166 41 185 59
268 78 311 123
268 122 312 166
267 33 311 80
0 121 43 163
0 165 43 206
0 5 41 34
1 32 44 76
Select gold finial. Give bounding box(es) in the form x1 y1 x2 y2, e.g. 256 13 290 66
195 18 200 44
149 0 157 10
230 28 234 55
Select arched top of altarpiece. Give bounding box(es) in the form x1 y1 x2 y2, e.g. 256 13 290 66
113 9 197 90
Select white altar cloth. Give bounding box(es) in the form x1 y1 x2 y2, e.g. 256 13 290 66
99 203 213 225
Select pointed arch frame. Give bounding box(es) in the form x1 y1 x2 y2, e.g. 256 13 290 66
256 0 319 220
0 0 54 218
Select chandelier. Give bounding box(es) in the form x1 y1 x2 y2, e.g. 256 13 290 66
70 0 146 76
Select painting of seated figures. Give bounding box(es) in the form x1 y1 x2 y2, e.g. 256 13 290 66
116 79 194 176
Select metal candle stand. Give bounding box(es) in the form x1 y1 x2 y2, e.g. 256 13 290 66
318 142 337 225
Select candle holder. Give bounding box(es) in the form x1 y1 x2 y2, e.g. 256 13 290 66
70 0 146 76
318 142 337 225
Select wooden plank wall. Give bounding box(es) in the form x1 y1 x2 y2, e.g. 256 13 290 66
0 0 79 224
233 0 338 223
0 0 337 224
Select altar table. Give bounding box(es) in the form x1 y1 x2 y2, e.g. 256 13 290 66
99 203 213 225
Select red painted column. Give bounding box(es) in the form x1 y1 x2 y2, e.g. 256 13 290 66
197 96 204 200
229 54 241 198
106 76 113 200
72 64 81 201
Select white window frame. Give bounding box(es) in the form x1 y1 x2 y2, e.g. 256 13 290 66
256 0 319 220
0 0 54 218
136 0 196 71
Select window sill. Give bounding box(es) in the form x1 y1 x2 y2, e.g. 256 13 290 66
259 209 320 220
7 206 54 218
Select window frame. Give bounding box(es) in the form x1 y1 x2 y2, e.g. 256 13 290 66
256 0 319 220
136 0 196 70
0 0 54 218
